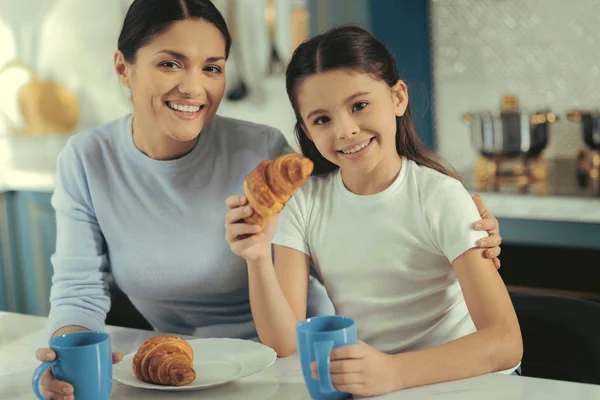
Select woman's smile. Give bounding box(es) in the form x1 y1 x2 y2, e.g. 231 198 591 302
165 100 206 120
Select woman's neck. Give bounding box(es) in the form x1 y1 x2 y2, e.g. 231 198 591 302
341 154 402 195
131 117 199 161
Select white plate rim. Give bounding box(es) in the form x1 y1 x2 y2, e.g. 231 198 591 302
112 337 277 391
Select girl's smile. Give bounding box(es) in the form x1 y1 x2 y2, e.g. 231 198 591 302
336 136 376 159
296 69 407 194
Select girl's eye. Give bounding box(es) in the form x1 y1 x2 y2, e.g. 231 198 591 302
159 61 180 70
352 102 368 112
313 116 330 126
204 65 222 73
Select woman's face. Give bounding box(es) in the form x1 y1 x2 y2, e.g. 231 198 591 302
115 19 226 144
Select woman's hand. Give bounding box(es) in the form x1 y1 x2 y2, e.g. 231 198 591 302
35 348 123 399
225 195 279 263
472 194 502 269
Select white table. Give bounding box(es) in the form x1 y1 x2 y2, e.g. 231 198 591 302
1 311 599 399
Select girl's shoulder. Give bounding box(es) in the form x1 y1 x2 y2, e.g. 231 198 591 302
405 159 468 204
289 172 337 207
302 172 337 193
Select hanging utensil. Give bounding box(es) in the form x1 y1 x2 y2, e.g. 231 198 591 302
0 60 80 135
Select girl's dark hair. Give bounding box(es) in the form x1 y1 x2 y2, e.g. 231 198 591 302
286 25 456 178
118 0 232 63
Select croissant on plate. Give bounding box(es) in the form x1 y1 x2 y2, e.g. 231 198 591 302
132 335 196 386
243 153 314 229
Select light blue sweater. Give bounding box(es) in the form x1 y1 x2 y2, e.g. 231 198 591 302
48 114 333 340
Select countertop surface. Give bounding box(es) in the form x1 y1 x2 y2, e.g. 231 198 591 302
2 311 600 400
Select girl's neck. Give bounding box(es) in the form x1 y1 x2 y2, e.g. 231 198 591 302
340 154 402 195
131 117 199 161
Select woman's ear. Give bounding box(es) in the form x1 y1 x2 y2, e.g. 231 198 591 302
114 51 132 89
392 80 409 117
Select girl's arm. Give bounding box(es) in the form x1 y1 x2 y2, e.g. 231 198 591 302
248 244 311 357
388 248 522 389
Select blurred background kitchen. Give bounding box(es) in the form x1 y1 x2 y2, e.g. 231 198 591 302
1 0 600 382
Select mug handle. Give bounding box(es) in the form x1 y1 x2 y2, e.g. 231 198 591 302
32 360 57 399
314 340 336 393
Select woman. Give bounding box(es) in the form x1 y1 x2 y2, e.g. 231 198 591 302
34 1 502 399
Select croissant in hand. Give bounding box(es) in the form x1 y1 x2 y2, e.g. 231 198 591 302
132 335 196 386
243 153 313 229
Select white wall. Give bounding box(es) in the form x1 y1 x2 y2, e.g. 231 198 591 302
431 0 600 173
0 0 299 145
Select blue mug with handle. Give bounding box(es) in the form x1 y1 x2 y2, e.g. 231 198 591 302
32 331 113 400
297 315 358 400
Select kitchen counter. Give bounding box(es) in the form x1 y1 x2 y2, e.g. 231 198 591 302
1 171 600 224
1 174 599 225
0 134 66 192
2 311 600 400
462 158 600 224
470 191 600 224
0 168 56 192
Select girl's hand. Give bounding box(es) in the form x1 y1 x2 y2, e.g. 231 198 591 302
311 341 401 397
225 195 279 263
472 194 502 269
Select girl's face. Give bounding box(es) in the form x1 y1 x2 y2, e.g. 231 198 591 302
114 19 226 144
296 69 408 176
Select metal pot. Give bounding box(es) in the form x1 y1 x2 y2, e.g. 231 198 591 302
567 110 600 150
463 110 559 158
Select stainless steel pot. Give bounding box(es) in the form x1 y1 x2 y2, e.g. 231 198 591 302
463 110 559 158
567 110 600 150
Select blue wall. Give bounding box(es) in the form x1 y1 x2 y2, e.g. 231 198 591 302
369 1 434 149
306 1 435 149
307 0 371 35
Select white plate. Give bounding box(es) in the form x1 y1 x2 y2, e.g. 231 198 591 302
113 338 277 392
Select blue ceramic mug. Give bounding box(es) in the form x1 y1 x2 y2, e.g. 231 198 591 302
296 315 358 400
31 331 112 400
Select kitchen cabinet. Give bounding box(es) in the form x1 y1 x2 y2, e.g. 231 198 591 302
0 188 147 328
0 191 22 313
499 218 600 251
1 188 599 318
0 190 56 316
0 193 9 311
12 191 56 316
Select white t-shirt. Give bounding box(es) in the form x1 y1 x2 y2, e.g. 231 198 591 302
273 157 518 374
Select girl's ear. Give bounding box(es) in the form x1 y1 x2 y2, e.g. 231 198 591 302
392 80 409 117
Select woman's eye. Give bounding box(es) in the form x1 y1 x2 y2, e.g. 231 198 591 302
314 116 330 125
204 66 222 73
352 102 368 112
159 61 180 70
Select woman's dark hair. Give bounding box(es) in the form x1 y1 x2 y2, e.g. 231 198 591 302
286 25 456 178
118 0 232 63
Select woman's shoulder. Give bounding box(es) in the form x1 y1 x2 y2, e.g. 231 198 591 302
63 114 131 160
211 115 295 158
212 114 279 137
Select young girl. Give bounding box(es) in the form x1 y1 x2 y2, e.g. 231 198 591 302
225 26 522 397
